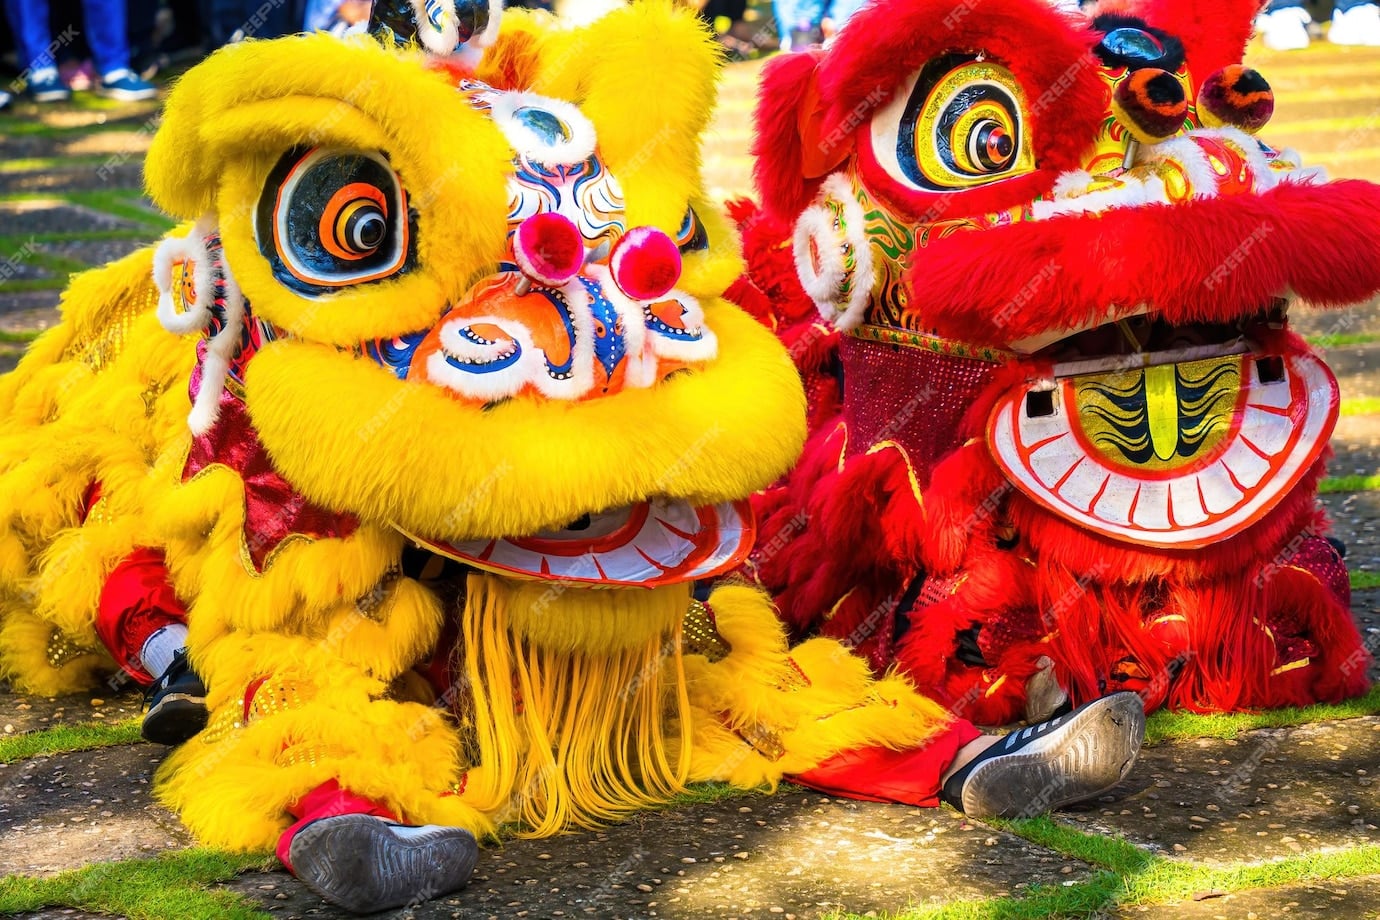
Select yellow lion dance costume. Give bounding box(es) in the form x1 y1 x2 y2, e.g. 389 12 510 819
0 2 974 910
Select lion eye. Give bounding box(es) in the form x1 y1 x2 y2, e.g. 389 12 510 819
870 56 1035 191
675 206 709 254
256 147 416 295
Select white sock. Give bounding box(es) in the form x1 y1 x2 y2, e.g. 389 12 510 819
139 624 189 678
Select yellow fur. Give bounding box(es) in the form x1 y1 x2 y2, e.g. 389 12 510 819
149 35 512 346
0 2 952 867
245 300 804 542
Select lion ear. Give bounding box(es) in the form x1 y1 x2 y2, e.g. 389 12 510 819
752 49 848 221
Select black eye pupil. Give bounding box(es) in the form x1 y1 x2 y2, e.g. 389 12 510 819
972 121 1014 171
348 207 386 251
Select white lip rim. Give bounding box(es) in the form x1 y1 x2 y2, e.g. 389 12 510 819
988 350 1338 548
395 497 753 587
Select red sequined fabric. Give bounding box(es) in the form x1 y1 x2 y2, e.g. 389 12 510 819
839 336 1001 479
183 364 359 573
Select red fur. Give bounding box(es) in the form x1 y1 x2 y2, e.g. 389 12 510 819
752 51 829 221
725 198 841 430
744 0 1374 726
920 179 1380 347
821 0 1106 221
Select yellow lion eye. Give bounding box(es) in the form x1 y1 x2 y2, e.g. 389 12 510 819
871 57 1035 191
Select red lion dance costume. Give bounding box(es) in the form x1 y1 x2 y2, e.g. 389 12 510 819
741 0 1379 725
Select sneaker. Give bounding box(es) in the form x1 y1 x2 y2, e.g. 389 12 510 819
26 68 71 103
941 691 1146 819
0 89 11 111
96 68 158 102
141 648 208 745
288 814 479 913
1258 6 1312 49
1330 3 1380 44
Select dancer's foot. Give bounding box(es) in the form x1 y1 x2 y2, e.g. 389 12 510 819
287 813 479 914
940 691 1145 819
141 649 208 745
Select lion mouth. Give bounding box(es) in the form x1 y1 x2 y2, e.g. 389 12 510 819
398 498 755 588
987 302 1336 548
1010 300 1288 362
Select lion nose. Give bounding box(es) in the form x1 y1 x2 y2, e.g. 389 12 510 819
1197 66 1274 134
1112 69 1189 146
513 212 586 288
609 227 681 301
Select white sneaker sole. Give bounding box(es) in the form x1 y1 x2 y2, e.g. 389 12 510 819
289 814 478 914
960 691 1146 819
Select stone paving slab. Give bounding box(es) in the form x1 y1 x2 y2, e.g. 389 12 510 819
1326 342 1380 402
33 239 149 269
0 744 190 876
1056 717 1380 865
1324 492 1380 578
226 791 1097 920
1 685 143 736
0 201 145 235
0 164 147 197
1116 874 1380 919
1330 415 1380 480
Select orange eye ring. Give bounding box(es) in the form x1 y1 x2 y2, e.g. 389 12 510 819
319 182 389 261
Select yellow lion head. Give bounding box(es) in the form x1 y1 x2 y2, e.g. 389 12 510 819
145 4 805 588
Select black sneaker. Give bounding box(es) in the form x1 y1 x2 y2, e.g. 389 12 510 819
941 691 1145 819
141 648 209 745
289 814 479 914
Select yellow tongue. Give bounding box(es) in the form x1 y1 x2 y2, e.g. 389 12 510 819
1145 363 1180 462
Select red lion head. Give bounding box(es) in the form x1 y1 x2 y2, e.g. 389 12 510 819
745 0 1378 721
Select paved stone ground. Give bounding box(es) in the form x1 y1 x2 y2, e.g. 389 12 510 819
1 27 1379 920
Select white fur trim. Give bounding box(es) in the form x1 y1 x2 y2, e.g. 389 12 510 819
410 0 461 56
472 0 501 47
187 257 247 436
424 278 598 401
792 174 873 332
488 91 597 166
1142 135 1219 199
425 313 544 403
153 233 215 334
1031 174 1168 220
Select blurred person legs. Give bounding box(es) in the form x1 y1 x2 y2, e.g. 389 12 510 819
3 0 156 100
205 0 295 47
303 0 370 34
821 0 864 39
1329 0 1380 44
1257 0 1312 49
774 0 823 49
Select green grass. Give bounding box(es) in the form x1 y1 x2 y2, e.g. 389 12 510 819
0 230 155 244
853 833 1380 919
0 111 159 138
1353 570 1380 590
1307 332 1380 348
0 329 41 345
0 155 116 174
0 718 143 764
0 849 273 920
1142 684 1380 744
1320 474 1380 494
1341 396 1380 416
65 190 176 231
